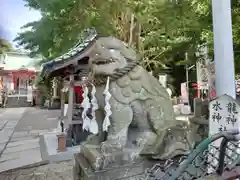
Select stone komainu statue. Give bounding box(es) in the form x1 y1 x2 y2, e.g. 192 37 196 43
41 30 196 161
85 36 195 159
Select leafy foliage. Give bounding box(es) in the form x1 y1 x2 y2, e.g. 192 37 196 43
0 39 13 54
15 0 237 95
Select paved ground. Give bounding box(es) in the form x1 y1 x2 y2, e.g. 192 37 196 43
15 108 60 132
0 107 192 177
0 108 60 173
0 108 27 157
0 160 73 180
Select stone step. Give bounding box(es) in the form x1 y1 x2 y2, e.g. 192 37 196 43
73 153 149 180
6 96 31 108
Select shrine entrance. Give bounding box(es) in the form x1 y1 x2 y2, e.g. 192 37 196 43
44 51 96 146
60 75 92 146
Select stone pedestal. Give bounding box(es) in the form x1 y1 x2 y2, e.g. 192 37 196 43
202 100 209 119
73 145 152 180
194 98 203 118
57 134 67 152
73 153 149 180
83 145 143 170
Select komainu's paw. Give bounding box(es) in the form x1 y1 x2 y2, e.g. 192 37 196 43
100 140 123 154
100 142 112 154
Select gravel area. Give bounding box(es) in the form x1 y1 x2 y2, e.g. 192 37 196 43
0 160 73 180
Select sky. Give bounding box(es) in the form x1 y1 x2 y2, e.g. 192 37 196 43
0 0 41 44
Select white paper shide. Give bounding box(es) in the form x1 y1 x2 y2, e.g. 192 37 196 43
81 86 91 131
89 83 99 134
103 76 112 132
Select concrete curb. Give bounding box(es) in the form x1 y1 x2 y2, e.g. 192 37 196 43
39 134 49 161
39 133 81 163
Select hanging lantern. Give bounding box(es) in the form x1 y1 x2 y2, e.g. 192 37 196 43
103 76 112 132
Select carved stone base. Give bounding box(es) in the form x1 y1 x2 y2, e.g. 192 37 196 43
81 144 144 171
73 152 150 180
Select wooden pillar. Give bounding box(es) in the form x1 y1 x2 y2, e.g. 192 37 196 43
52 77 58 98
67 75 74 125
36 90 39 106
12 73 17 90
9 74 14 91
60 88 65 118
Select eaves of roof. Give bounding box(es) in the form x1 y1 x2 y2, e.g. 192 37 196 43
40 28 98 79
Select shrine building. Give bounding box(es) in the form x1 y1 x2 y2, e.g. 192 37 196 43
0 51 41 106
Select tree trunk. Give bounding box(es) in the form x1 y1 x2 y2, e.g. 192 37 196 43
128 13 135 46
135 22 141 52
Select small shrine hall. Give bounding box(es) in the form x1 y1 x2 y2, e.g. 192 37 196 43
0 52 38 94
2 68 36 94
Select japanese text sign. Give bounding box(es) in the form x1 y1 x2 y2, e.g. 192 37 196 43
209 94 240 135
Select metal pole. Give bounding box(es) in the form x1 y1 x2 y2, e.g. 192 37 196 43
186 65 189 91
212 0 236 99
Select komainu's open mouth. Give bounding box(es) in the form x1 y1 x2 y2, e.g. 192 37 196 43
93 59 115 65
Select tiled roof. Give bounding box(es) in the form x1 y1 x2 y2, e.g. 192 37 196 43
0 52 40 71
40 28 98 78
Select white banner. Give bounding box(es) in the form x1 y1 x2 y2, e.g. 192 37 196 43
196 61 208 89
208 62 216 100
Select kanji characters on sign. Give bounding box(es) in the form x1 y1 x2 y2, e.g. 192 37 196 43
212 101 222 111
209 95 240 135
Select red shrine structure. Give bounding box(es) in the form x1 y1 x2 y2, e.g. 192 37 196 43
0 52 38 93
0 52 39 106
2 69 36 93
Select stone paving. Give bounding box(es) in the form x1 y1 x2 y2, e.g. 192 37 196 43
0 160 73 180
0 108 60 173
0 108 27 157
15 108 60 132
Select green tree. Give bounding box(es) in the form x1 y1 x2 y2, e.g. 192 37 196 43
0 38 13 54
15 0 212 95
